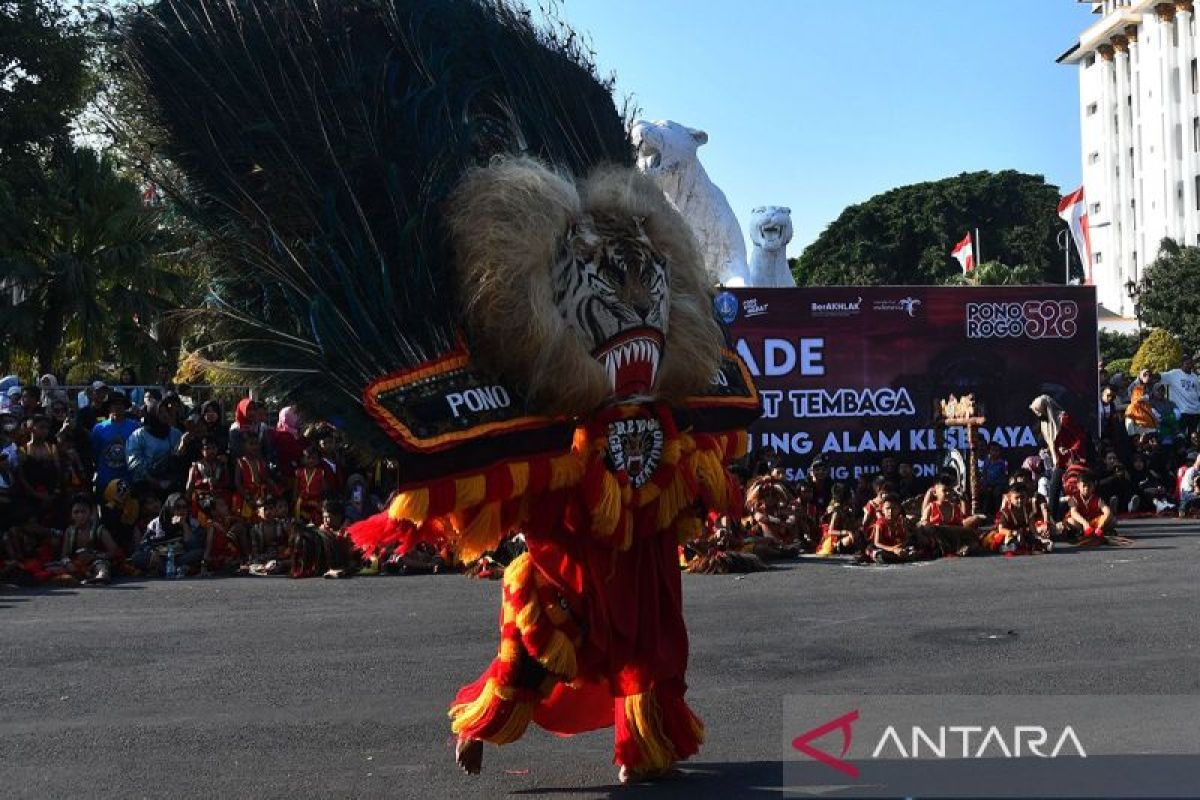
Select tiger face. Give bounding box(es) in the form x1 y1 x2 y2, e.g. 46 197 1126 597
553 215 670 398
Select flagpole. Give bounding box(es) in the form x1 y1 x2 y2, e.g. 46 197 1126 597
974 228 981 285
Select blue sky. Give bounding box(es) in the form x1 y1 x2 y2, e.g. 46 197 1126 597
562 0 1094 251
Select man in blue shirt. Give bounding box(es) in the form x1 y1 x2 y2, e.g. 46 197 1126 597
90 393 140 491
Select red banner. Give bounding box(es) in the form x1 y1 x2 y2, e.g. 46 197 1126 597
720 286 1099 483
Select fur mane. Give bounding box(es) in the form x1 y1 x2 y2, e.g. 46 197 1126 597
448 157 722 418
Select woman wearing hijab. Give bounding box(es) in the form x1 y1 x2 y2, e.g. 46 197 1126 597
127 403 183 493
179 400 228 465
1030 394 1091 518
267 405 305 482
227 398 264 460
132 492 206 575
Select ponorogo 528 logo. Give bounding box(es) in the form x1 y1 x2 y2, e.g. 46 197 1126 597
966 300 1078 340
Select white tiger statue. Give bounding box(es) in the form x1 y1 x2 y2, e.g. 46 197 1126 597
747 206 796 288
630 119 749 286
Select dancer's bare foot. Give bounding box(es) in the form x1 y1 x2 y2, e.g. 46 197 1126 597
455 736 483 775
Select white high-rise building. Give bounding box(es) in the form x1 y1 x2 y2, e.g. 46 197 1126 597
1059 0 1200 317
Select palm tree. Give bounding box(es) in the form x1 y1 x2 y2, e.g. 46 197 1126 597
0 146 194 374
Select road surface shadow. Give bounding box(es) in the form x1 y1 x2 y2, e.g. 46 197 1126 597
511 760 782 798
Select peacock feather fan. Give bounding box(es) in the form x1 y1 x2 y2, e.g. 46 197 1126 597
125 0 632 452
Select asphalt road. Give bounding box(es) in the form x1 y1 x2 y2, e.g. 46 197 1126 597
2 517 1198 799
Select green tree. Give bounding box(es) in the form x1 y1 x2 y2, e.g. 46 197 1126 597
0 146 193 373
1099 329 1144 364
942 260 1044 286
794 170 1077 286
1131 240 1200 353
1130 328 1183 375
0 0 95 181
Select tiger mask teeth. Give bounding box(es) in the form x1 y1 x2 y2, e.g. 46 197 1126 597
595 330 664 398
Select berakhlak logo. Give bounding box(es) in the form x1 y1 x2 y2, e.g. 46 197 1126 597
898 297 921 317
714 291 738 324
792 709 861 778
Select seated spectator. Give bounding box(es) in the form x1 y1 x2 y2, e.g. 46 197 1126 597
866 495 917 564
268 406 306 484
196 495 244 574
56 433 88 500
16 385 43 421
228 398 265 460
343 473 377 525
917 475 985 556
178 400 228 465
186 436 233 514
233 435 275 521
0 448 15 530
816 482 859 556
127 402 183 494
90 394 139 491
58 495 121 584
100 479 141 554
47 398 72 441
17 415 60 524
1149 384 1181 445
291 498 358 578
294 445 330 525
979 443 1009 514
118 367 145 409
132 493 206 576
861 476 892 529
249 495 291 574
984 479 1053 554
1062 473 1117 544
1096 450 1134 513
1128 453 1174 513
1179 454 1200 517
1 509 57 584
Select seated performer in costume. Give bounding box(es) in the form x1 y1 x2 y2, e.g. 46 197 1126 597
983 479 1054 554
791 480 823 552
58 495 122 584
816 482 859 556
293 446 329 526
866 495 918 564
862 477 893 530
185 436 232 516
233 434 274 521
916 475 985 557
1062 472 1118 545
742 475 801 559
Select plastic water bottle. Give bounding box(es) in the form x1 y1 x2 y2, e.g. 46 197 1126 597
165 545 177 579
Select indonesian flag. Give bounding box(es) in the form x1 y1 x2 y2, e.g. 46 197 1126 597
1057 186 1093 284
951 233 974 274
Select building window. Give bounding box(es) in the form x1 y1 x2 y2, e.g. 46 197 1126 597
1091 202 1102 215
1085 54 1096 68
1195 175 1200 210
1193 59 1198 94
1095 252 1103 264
1089 151 1100 164
1194 117 1199 152
1087 102 1098 116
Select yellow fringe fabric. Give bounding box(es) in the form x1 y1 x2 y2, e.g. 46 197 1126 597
592 470 623 538
549 453 586 490
455 475 487 510
539 630 578 679
448 678 533 745
623 692 676 773
508 461 530 498
457 501 503 562
388 487 429 523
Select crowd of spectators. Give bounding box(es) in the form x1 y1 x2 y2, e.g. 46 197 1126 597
2 351 1198 584
0 367 391 584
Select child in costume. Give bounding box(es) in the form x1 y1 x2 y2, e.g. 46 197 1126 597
129 0 759 783
867 495 918 564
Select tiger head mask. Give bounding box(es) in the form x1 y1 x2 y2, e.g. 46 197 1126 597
449 158 722 418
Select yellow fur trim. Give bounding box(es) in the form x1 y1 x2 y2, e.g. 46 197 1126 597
539 630 578 680
591 470 623 538
508 461 530 498
448 678 534 745
503 552 533 593
675 516 702 545
499 637 521 663
623 692 676 772
458 501 503 562
455 475 487 510
549 453 585 490
656 473 691 530
389 488 429 523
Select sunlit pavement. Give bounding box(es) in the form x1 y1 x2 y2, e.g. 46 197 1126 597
3 517 1197 799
